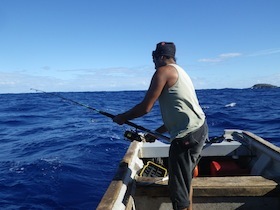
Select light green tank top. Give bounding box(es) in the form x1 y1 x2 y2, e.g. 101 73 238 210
158 64 205 140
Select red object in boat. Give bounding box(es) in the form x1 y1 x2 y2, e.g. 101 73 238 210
210 160 249 176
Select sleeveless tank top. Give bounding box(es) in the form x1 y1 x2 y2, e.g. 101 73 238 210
158 64 205 140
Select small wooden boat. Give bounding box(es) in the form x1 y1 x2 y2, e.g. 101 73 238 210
97 129 280 210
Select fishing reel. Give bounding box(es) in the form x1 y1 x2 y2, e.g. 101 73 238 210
124 130 144 142
124 130 157 142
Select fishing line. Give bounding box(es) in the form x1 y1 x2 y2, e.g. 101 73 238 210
30 88 170 141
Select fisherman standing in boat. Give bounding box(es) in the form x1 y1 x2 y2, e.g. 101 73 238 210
113 42 208 210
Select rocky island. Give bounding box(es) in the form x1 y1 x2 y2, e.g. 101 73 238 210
251 83 278 89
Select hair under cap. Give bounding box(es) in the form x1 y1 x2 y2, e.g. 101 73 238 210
153 42 176 57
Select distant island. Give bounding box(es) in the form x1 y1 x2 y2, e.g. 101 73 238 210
251 83 278 89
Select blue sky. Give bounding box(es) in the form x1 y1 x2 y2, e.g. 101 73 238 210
1 0 279 93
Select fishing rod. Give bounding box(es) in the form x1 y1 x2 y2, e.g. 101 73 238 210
30 88 170 141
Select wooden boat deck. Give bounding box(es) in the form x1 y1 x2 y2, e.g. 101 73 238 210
136 175 280 197
135 176 280 209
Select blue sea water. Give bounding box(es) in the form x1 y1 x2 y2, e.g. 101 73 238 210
0 88 279 209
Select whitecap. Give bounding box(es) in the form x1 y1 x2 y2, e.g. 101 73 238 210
225 102 236 107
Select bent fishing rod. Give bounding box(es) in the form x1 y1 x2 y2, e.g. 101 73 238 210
30 88 170 141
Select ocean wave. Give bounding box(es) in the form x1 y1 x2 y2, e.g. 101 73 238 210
0 89 279 209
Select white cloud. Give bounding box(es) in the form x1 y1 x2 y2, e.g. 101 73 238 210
248 48 280 57
198 47 280 63
0 72 65 94
197 58 222 63
219 53 242 58
0 66 154 94
198 52 242 63
252 73 280 87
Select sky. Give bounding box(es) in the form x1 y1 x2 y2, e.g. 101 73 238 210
1 0 280 94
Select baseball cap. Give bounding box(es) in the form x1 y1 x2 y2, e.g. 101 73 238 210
152 42 176 58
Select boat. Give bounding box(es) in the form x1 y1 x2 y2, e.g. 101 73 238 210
97 129 280 210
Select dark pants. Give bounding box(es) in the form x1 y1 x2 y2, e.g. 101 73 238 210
168 121 208 210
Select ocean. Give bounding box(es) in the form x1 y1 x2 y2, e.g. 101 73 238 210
0 88 279 209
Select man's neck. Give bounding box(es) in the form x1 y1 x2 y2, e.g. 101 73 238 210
165 59 176 65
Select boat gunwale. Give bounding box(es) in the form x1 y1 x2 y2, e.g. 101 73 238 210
96 141 142 210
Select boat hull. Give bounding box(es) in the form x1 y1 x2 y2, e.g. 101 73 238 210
97 130 280 210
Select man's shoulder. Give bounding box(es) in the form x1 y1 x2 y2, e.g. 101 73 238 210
157 64 177 72
156 64 178 85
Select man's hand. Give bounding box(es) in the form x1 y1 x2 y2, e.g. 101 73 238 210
113 114 127 125
144 133 157 142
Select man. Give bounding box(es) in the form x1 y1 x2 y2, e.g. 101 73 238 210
113 42 208 210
